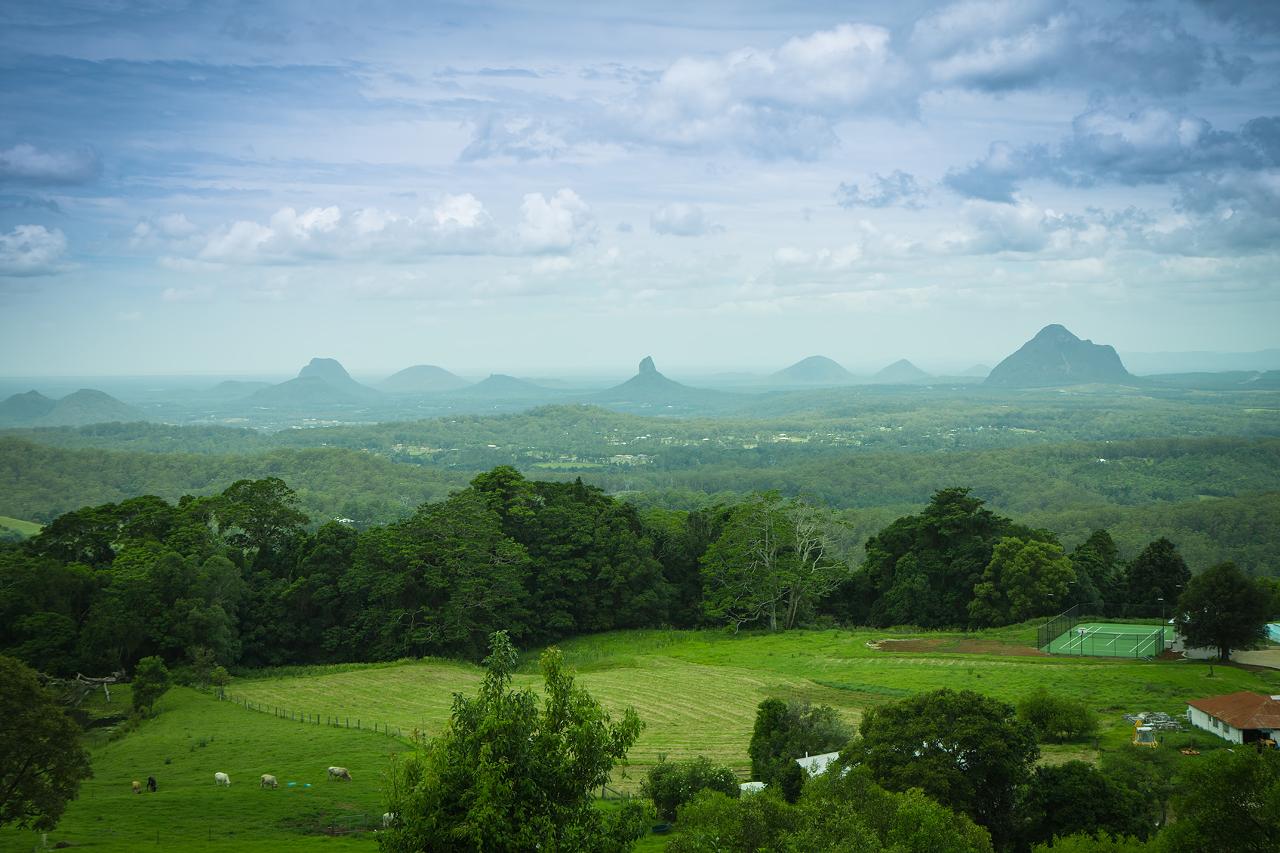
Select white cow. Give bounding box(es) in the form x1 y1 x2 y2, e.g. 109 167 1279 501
382 812 396 828
327 766 352 781
260 774 278 789
214 772 230 786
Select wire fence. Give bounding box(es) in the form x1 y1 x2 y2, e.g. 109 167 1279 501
219 691 407 739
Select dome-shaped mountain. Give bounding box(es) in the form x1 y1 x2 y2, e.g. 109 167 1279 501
37 389 144 426
773 355 854 385
456 374 558 400
380 364 470 394
985 325 1132 388
872 359 931 384
251 357 382 406
0 390 57 424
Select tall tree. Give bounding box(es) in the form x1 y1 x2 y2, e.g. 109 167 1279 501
1160 748 1280 853
381 631 647 852
1125 538 1190 613
1174 561 1270 660
0 656 92 830
968 538 1075 627
748 699 850 790
851 688 1038 849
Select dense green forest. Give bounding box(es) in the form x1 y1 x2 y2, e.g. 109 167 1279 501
3 468 1272 681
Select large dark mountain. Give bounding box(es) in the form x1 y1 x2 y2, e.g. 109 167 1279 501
381 364 470 394
0 390 57 424
772 355 854 385
986 325 1132 388
872 359 931 384
250 358 382 406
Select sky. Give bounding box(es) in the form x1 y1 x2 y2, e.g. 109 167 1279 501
1 0 1278 376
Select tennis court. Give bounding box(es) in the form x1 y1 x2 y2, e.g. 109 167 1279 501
1043 622 1167 658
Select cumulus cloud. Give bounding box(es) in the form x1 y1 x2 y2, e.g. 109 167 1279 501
130 213 200 249
0 143 100 185
836 171 927 208
0 224 68 276
945 109 1280 201
517 189 597 253
650 202 718 236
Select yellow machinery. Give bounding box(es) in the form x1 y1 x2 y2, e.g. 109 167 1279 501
1132 722 1158 748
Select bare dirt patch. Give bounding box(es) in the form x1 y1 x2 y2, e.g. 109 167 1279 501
867 637 1046 657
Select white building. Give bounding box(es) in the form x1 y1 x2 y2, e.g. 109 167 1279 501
1186 691 1280 745
794 751 840 778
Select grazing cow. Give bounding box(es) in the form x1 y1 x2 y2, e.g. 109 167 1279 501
382 812 396 828
146 776 157 793
131 780 141 794
327 766 352 781
214 772 231 786
260 774 278 789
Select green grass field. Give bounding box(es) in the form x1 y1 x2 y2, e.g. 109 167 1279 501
7 626 1276 852
1044 622 1168 658
0 515 41 538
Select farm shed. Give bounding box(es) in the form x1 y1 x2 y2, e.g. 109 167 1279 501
1186 691 1280 745
795 751 840 778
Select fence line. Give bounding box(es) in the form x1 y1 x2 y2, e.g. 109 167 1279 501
218 691 406 740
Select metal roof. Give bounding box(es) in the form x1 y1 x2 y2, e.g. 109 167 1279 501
1187 691 1280 730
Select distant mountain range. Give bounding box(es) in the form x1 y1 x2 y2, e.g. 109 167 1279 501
587 356 728 409
457 374 558 400
0 388 143 426
986 325 1133 388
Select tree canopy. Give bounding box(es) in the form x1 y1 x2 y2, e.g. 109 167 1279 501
0 655 92 830
1174 561 1271 660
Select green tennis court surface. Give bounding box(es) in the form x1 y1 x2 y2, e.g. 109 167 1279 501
1044 622 1167 658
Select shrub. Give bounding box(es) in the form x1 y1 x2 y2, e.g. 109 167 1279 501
642 756 740 821
1017 688 1098 743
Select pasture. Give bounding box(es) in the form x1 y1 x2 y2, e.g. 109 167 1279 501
0 515 40 538
229 627 1280 788
8 626 1278 851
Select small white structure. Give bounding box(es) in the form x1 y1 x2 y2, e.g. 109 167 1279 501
739 781 767 795
1186 691 1280 745
794 751 840 778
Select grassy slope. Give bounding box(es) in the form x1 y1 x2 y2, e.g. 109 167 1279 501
0 686 397 852
230 628 1280 791
0 515 40 537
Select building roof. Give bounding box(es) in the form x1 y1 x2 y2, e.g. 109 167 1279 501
795 751 840 777
1187 691 1280 730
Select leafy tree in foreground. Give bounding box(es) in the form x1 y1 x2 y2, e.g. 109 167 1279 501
968 537 1075 626
380 631 647 852
851 688 1038 849
1159 748 1280 853
1174 561 1270 660
130 655 171 716
748 698 850 792
0 655 92 830
1032 833 1156 853
642 756 738 822
1018 761 1147 848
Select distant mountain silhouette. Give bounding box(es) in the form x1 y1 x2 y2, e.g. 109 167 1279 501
251 358 382 406
381 364 470 394
0 390 57 424
456 374 557 399
773 355 854 385
587 357 727 409
872 359 931 383
1250 370 1280 389
197 380 272 401
986 325 1132 388
960 364 991 378
20 389 145 426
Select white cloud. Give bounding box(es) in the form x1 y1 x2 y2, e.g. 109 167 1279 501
0 224 68 276
517 189 597 253
650 202 718 237
0 143 100 184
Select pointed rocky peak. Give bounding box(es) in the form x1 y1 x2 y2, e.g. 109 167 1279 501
639 356 657 375
986 324 1131 387
1031 324 1080 345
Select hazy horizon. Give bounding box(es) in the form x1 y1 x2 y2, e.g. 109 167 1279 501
2 1 1278 375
